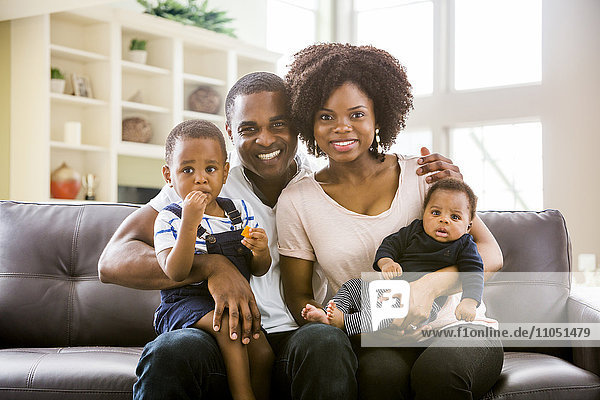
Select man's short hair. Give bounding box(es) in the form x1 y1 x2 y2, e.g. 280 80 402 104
225 71 287 125
423 178 478 220
164 120 227 165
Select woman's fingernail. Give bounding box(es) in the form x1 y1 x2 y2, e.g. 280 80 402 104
418 158 424 164
426 176 432 183
231 333 237 340
417 168 423 174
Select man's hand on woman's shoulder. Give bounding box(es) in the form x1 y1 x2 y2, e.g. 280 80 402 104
416 147 463 183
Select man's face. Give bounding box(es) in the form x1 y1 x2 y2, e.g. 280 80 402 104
226 91 298 181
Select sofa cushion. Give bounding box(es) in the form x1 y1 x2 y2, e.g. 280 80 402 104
485 352 600 399
0 201 160 347
0 347 142 399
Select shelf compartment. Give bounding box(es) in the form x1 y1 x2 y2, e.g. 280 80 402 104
183 45 228 82
50 148 111 202
118 155 166 190
117 141 165 159
50 13 110 57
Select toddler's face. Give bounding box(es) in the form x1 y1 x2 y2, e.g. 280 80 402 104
163 137 229 204
422 189 472 243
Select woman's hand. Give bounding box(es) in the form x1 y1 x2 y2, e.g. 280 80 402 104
417 147 463 183
394 277 438 332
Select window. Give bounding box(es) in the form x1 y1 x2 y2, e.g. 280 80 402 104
355 0 433 95
453 0 542 90
389 130 433 157
449 122 543 211
267 0 318 75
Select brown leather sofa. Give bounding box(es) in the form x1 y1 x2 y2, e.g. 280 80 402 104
0 201 599 399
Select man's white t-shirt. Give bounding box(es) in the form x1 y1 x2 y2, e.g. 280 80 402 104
149 150 318 333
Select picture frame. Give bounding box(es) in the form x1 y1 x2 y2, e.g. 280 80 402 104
71 73 93 98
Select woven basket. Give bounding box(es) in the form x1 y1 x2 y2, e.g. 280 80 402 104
188 86 221 114
122 117 152 143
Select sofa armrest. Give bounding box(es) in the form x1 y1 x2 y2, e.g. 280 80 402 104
568 291 600 376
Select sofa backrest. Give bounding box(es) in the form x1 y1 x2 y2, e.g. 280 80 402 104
0 202 573 350
480 209 571 325
0 201 160 348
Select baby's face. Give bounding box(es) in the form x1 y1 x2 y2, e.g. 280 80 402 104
422 189 472 243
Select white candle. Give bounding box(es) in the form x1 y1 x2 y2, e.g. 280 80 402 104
64 121 82 145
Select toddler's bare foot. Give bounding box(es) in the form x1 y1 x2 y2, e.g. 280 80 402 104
301 303 329 324
325 300 345 330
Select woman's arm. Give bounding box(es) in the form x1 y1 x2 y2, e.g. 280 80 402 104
280 255 322 325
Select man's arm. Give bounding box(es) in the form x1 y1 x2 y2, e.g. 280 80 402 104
98 204 262 343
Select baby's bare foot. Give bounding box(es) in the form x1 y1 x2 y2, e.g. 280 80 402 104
301 303 329 324
326 300 345 330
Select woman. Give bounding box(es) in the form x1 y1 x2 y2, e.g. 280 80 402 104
277 43 504 399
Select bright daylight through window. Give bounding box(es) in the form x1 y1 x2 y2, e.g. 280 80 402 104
454 0 541 90
450 122 543 211
355 0 433 95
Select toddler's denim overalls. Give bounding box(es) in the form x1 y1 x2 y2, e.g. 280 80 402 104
154 197 253 334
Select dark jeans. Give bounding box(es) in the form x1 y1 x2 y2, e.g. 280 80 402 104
355 325 504 400
133 323 358 400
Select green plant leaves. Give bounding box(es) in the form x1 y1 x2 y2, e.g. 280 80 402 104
137 0 236 37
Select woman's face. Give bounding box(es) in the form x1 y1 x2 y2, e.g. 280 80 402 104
313 82 377 163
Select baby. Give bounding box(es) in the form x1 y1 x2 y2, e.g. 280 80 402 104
152 120 273 400
302 178 484 336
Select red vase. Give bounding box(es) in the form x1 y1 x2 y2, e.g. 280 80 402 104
50 162 81 199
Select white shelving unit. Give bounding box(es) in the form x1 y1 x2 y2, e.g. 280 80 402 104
9 6 280 202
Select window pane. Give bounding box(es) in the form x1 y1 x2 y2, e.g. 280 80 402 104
450 122 543 211
267 0 317 75
454 0 541 90
356 1 433 95
389 130 433 157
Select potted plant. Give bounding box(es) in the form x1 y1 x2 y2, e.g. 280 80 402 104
127 38 148 64
50 67 66 94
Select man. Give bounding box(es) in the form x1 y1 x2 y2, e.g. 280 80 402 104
98 72 460 399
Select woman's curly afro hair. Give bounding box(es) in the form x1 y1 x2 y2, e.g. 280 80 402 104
285 43 413 158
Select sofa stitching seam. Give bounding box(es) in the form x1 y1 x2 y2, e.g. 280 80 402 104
26 354 49 388
0 273 97 280
66 206 83 346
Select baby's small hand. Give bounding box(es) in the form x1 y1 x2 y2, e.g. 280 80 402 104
455 298 478 322
241 227 269 256
381 261 403 280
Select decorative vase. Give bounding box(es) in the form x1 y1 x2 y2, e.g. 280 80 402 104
50 79 66 94
127 50 148 64
50 162 81 199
